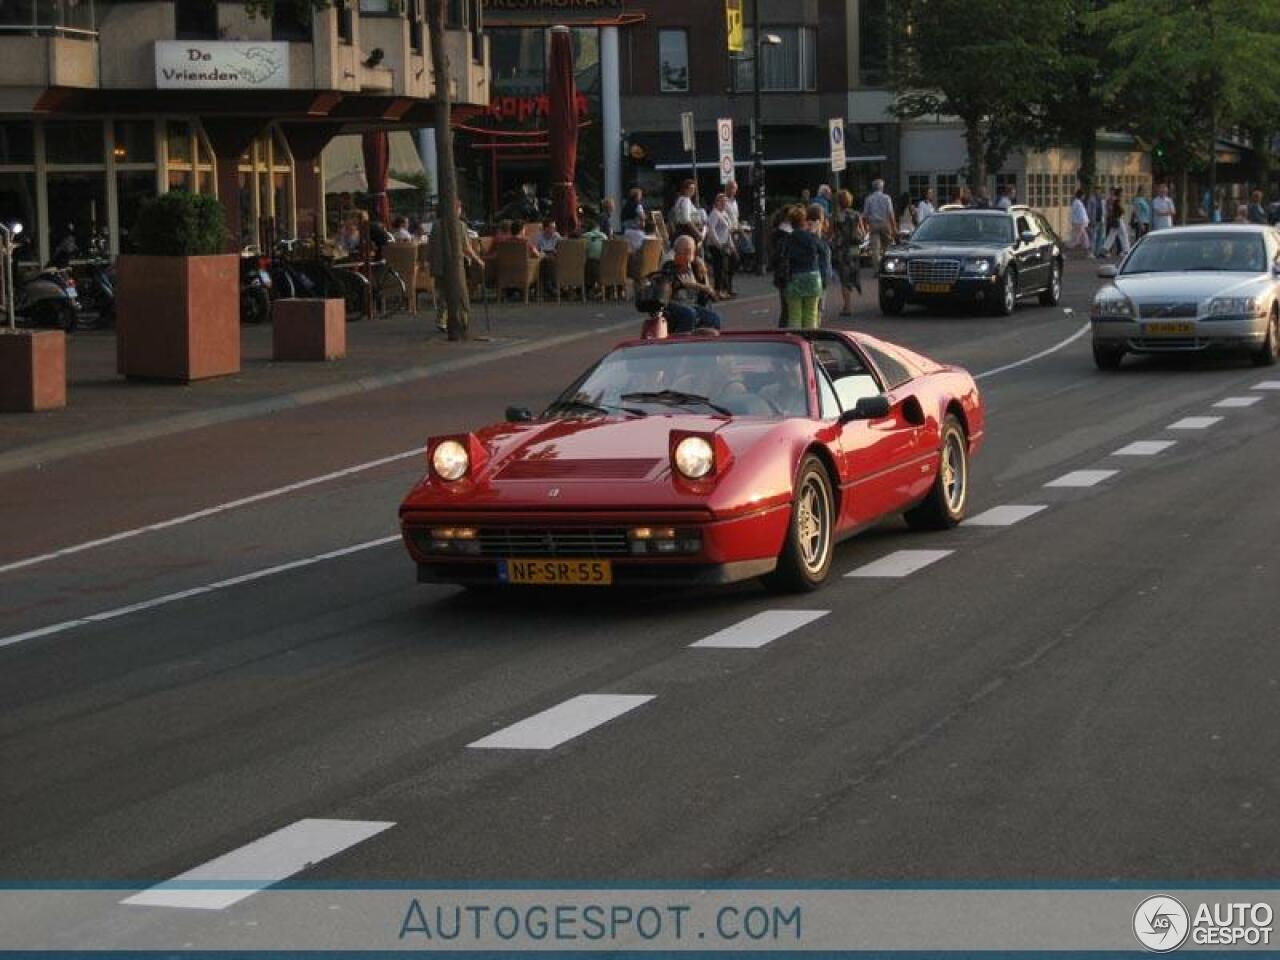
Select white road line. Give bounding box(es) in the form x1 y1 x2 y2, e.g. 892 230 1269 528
1252 381 1280 390
845 549 953 579
1213 396 1262 408
0 536 400 650
1168 416 1223 430
0 449 421 576
974 322 1090 380
1113 440 1176 456
690 610 829 649
1045 469 1117 488
120 819 394 911
468 694 655 751
964 504 1048 527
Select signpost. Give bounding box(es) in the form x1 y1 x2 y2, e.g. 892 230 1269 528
829 117 847 192
681 111 697 201
717 117 735 186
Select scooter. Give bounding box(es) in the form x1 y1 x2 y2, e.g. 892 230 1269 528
240 248 272 325
15 262 81 332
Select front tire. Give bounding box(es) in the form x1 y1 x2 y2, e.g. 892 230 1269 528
1093 341 1125 370
764 455 835 593
904 415 969 530
1038 260 1062 306
992 268 1017 316
240 286 270 325
1253 309 1279 367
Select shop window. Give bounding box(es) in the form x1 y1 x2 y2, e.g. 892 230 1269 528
995 171 1018 202
166 121 193 164
935 173 961 204
469 0 483 61
907 174 931 201
112 121 155 164
47 171 107 256
446 0 462 29
407 0 422 53
116 171 158 252
0 122 35 165
359 0 389 12
489 27 545 98
175 0 218 40
272 1 312 41
45 121 103 166
658 29 688 93
0 172 38 262
732 27 818 92
338 0 353 44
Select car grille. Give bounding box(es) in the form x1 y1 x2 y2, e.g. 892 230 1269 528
907 259 961 284
496 458 662 480
1129 337 1208 351
1138 301 1199 318
477 527 632 557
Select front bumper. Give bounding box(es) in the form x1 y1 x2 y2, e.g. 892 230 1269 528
1092 316 1269 352
878 274 1003 305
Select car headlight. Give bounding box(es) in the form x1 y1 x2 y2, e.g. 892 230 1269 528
1091 294 1135 318
673 436 714 479
1208 296 1264 317
961 257 992 274
431 439 470 481
882 257 902 274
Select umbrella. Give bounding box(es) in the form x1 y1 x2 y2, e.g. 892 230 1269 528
547 25 579 236
325 167 417 194
361 130 391 223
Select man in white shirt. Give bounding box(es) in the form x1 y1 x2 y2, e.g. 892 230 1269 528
671 179 704 243
993 185 1012 210
1069 187 1091 254
861 179 897 270
916 187 936 223
1151 183 1176 230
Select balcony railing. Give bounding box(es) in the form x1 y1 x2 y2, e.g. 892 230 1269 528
0 0 97 37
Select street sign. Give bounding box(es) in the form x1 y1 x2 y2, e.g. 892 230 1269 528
829 118 847 173
717 117 735 184
681 112 695 153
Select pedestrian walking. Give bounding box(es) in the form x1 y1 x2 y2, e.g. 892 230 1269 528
832 188 865 318
897 192 917 234
782 206 824 329
1069 188 1092 255
621 187 645 231
1248 189 1268 225
770 205 797 326
916 187 936 223
993 184 1012 211
861 178 897 271
1131 185 1152 239
705 193 736 297
815 184 834 218
671 179 704 244
1088 184 1108 256
1103 187 1131 258
1151 182 1176 230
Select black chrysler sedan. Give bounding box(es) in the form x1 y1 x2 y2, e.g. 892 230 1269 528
877 206 1063 316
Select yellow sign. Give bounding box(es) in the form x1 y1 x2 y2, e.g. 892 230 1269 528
725 0 744 53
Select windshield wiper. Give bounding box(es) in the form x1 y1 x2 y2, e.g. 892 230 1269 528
621 390 734 416
546 398 646 418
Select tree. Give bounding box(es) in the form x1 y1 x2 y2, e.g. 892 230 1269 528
1094 0 1280 220
890 0 1058 190
427 0 470 341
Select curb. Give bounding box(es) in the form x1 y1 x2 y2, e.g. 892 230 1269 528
0 320 635 476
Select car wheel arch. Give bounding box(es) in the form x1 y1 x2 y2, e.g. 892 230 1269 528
799 442 842 518
944 400 969 441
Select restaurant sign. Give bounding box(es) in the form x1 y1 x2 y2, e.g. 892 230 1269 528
155 42 290 90
483 0 625 23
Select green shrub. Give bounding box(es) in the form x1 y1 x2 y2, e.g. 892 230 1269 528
130 191 228 256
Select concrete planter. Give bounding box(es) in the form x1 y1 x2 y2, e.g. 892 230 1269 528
272 298 345 361
0 328 66 412
116 253 240 381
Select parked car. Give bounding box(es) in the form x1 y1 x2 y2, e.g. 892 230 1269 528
1090 224 1280 369
877 206 1063 316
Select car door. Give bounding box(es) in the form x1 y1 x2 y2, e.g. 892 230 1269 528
1013 212 1050 292
813 337 927 525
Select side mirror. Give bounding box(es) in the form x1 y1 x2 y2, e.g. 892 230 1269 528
505 405 534 423
842 395 891 422
1019 230 1036 245
1096 265 1118 279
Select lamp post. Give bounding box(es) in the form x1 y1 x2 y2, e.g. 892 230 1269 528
746 0 781 274
0 221 23 331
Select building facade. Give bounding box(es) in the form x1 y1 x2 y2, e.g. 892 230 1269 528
0 0 488 263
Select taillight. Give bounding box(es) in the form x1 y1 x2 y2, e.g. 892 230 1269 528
257 256 271 271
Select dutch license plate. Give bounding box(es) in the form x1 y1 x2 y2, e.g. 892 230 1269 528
915 282 952 294
499 558 613 586
1144 321 1195 335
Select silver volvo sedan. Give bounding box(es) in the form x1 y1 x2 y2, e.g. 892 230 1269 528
1090 224 1280 369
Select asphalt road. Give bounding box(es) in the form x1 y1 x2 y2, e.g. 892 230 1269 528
2 258 1278 918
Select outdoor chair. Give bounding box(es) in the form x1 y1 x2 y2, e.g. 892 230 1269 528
413 243 436 311
552 238 587 302
597 238 630 301
628 237 662 286
382 242 418 314
494 240 540 303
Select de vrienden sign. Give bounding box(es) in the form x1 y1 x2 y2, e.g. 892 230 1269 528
155 42 290 90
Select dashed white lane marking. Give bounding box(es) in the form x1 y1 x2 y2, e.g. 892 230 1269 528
468 694 655 751
691 610 829 649
1213 396 1262 408
964 505 1048 527
121 819 394 911
1168 416 1222 430
0 536 401 650
1045 469 1118 488
1252 381 1280 390
845 549 953 578
974 322 1090 380
0 449 421 576
1113 440 1176 456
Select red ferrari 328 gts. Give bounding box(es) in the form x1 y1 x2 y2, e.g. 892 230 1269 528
399 330 984 592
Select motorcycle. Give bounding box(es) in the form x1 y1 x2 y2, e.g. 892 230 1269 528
15 262 81 332
240 248 272 325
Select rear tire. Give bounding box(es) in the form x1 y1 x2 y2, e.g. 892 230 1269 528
1093 341 1125 370
763 455 835 593
1253 309 1279 367
1038 260 1062 306
904 415 969 530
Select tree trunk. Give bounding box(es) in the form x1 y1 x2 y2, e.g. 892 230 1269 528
1206 114 1218 223
963 118 987 194
1178 165 1188 226
1247 124 1271 193
1077 124 1097 189
427 0 470 342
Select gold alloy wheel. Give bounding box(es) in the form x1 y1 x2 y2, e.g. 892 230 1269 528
942 429 967 515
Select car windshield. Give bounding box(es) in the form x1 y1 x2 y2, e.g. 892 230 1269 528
548 340 810 420
1121 232 1268 274
910 213 1014 245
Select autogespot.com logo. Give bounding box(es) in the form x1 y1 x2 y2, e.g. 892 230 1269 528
1134 895 1191 952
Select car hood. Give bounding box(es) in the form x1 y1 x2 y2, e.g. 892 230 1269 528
1111 272 1270 302
887 242 1006 259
